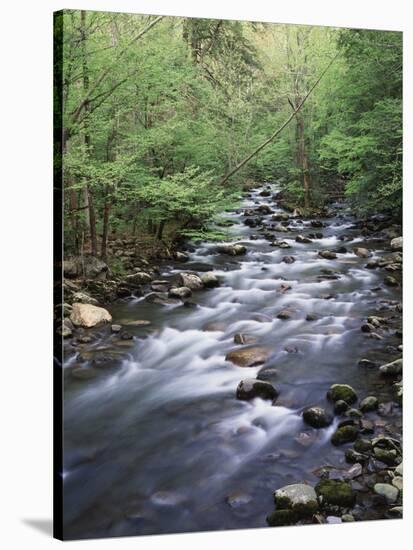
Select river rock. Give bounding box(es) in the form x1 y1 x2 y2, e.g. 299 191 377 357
266 510 297 526
354 247 372 258
57 324 72 338
151 280 171 293
354 439 372 453
374 483 399 504
302 407 333 428
274 483 318 517
345 449 369 464
169 286 192 299
236 378 278 401
178 273 204 290
296 234 312 243
395 463 403 476
218 244 247 256
360 396 379 412
272 213 290 222
282 255 295 264
388 506 403 518
271 240 291 248
390 237 402 251
311 220 324 228
234 333 257 345
306 314 318 321
111 324 122 333
174 251 189 262
318 250 337 260
125 271 152 285
145 292 181 306
64 255 109 280
384 275 398 287
379 358 402 376
334 400 350 415
358 358 378 368
276 309 293 320
70 303 112 328
72 291 99 306
200 272 220 288
225 346 271 367
327 384 358 404
392 476 403 492
373 447 400 466
315 480 355 507
331 425 359 446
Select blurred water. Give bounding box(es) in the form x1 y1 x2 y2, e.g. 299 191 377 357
62 184 401 539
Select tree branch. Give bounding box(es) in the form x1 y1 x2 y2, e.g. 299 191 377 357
220 53 338 185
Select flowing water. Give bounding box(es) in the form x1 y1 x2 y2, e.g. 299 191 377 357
62 185 401 539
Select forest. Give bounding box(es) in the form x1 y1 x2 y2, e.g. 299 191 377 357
56 11 402 264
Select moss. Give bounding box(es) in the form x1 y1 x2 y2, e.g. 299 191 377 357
267 509 297 526
331 425 359 446
315 480 355 507
327 384 358 404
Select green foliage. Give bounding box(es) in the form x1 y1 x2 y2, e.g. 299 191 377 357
60 11 402 259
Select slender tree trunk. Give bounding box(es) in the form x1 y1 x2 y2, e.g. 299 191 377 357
101 186 111 262
156 220 165 240
81 10 98 256
296 110 311 208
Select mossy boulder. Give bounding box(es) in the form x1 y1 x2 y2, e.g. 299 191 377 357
315 480 355 508
360 396 379 412
331 425 359 446
327 384 358 404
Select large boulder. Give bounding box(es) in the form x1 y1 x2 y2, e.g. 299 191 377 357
200 272 220 288
225 346 271 367
274 484 318 517
302 407 333 429
327 384 358 404
390 237 403 251
179 273 204 290
236 378 278 401
70 303 112 328
63 256 109 280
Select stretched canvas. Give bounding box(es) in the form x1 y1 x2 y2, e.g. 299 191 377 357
54 9 403 540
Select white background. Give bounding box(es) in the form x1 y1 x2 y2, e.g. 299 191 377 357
0 0 411 548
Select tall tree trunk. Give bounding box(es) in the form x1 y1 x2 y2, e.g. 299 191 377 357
156 220 165 240
81 10 98 256
101 185 111 262
296 110 311 208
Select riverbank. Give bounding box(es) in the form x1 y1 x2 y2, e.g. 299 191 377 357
59 183 402 538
